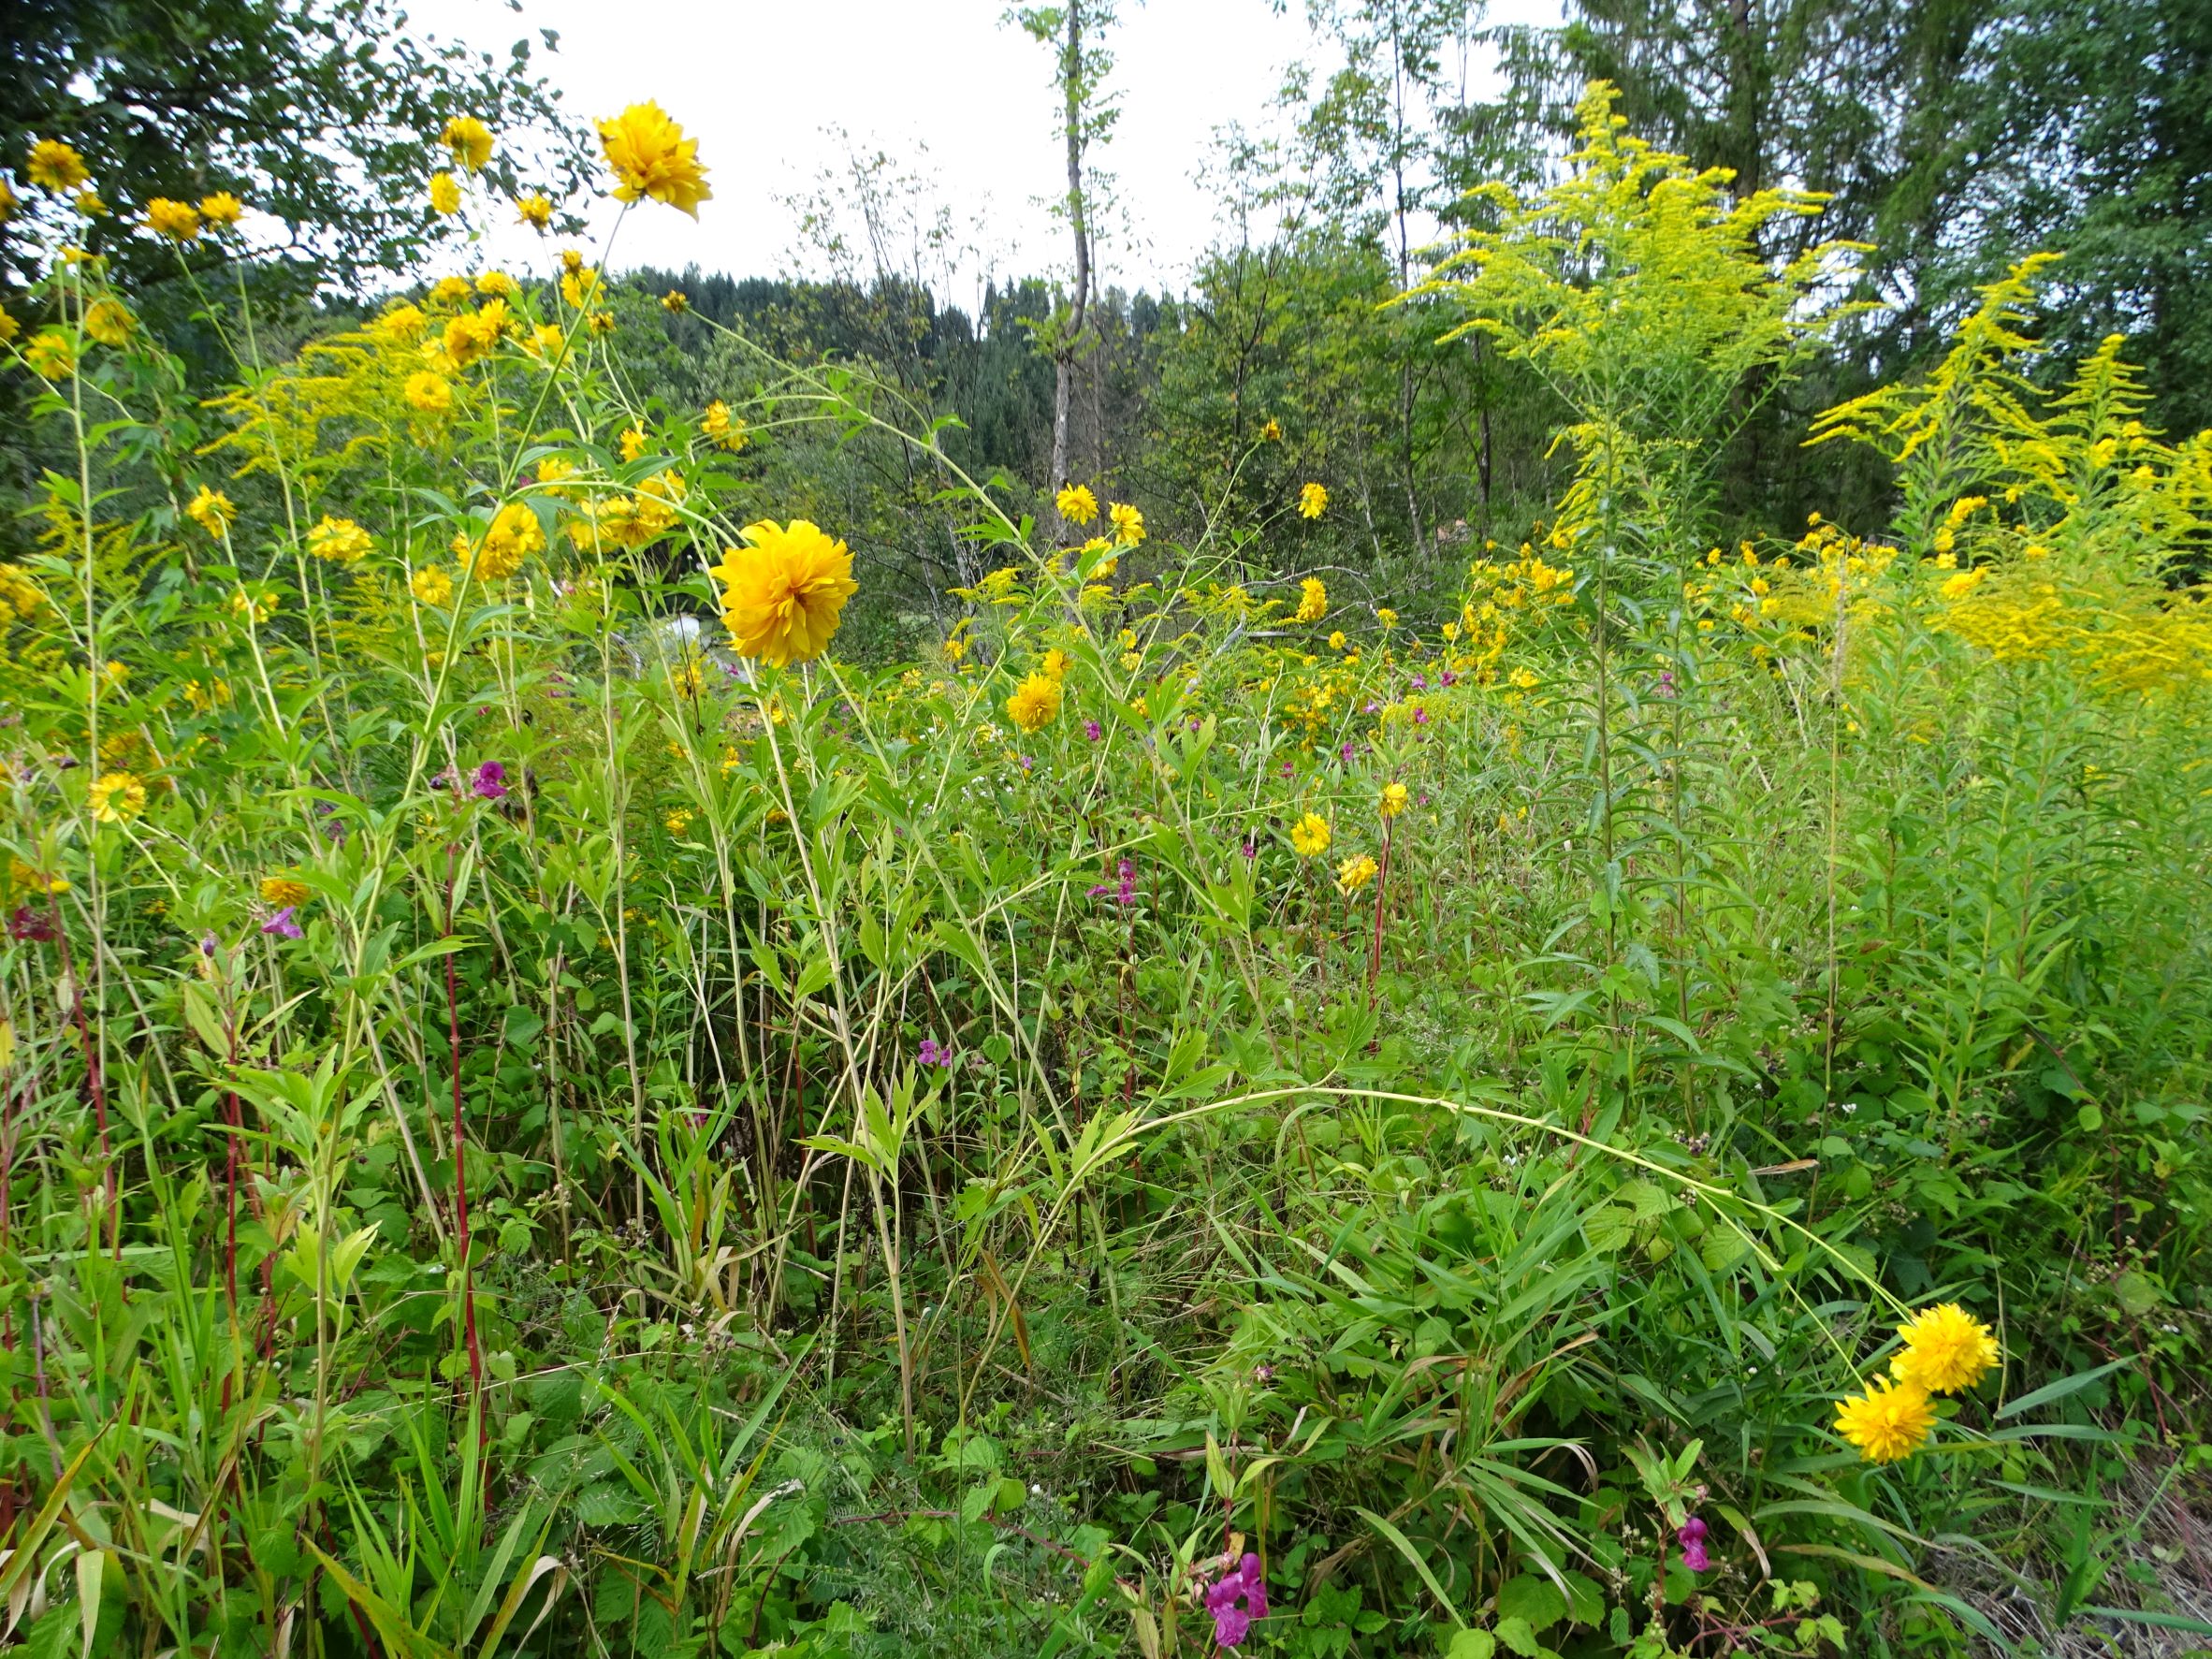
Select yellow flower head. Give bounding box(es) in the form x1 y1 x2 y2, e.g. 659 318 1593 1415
1289 812 1331 857
404 371 452 414
470 502 545 582
1296 576 1327 623
1299 481 1329 519
1056 483 1099 525
198 192 243 227
1891 1303 1999 1395
711 519 858 667
1336 852 1378 895
441 115 494 172
259 876 311 908
442 303 504 367
410 564 454 607
372 302 428 342
308 516 372 563
597 102 712 217
1006 671 1062 734
27 139 88 193
83 299 133 346
186 487 236 540
1940 569 1986 604
702 400 749 451
429 274 473 307
429 171 462 216
1833 1375 1935 1464
10 859 65 895
1109 501 1144 546
662 288 689 313
1380 781 1409 819
74 189 109 218
516 192 553 231
1041 648 1072 681
0 181 14 222
527 322 564 358
1260 417 1282 442
476 269 518 298
1375 606 1398 630
1328 630 1347 651
588 310 615 335
145 197 201 242
89 771 147 824
619 426 647 463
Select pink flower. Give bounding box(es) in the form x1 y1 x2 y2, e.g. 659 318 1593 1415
1084 720 1102 741
1679 1516 1710 1573
472 761 509 800
917 1038 953 1068
262 907 303 940
1205 1553 1268 1649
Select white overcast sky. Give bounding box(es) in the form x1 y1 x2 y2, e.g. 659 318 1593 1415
409 0 1564 303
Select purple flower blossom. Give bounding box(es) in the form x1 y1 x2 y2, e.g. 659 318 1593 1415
1084 719 1102 741
262 907 303 940
200 933 219 957
472 761 509 800
1205 1553 1269 1649
1339 741 1355 764
1679 1516 1710 1573
1362 699 1381 715
1086 883 1109 899
1279 760 1293 778
1412 706 1430 725
9 905 56 942
1440 668 1458 686
918 1038 953 1069
1018 754 1034 771
1240 837 1257 860
1410 675 1427 691
1656 670 1677 699
1115 857 1137 906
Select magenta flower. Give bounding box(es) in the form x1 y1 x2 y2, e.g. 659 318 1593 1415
1205 1553 1268 1649
1412 706 1430 725
1115 857 1137 906
1410 674 1427 691
262 907 303 940
472 761 509 800
9 905 56 942
1679 1516 1710 1573
1084 719 1102 741
1440 668 1458 686
917 1038 953 1069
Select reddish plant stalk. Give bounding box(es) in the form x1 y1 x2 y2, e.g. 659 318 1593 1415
1367 816 1393 1005
444 852 484 1393
47 893 118 1260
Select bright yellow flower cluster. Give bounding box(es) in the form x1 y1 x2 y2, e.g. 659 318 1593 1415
711 519 857 667
1006 671 1062 734
597 103 712 217
1834 1302 1998 1463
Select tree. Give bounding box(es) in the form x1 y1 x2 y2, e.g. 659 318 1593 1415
1011 2 1120 533
0 0 590 296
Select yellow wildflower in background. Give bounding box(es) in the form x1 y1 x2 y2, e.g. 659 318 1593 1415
429 275 472 306
89 772 147 824
186 487 236 539
372 302 427 342
1110 502 1144 546
1833 1375 1935 1464
199 192 242 227
1056 483 1099 525
1041 648 1071 680
711 519 858 667
145 197 201 241
25 331 74 380
1296 577 1327 622
1289 812 1331 857
441 115 493 172
1006 672 1062 734
1299 481 1328 519
662 289 688 313
1380 781 1409 819
442 304 503 367
27 139 88 192
0 308 17 345
1328 630 1347 651
526 322 564 358
1891 1303 2000 1394
308 517 372 563
619 426 647 462
1375 607 1398 630
10 859 65 895
702 400 749 451
404 371 452 414
516 192 553 230
429 171 462 215
83 299 133 346
477 270 517 298
597 102 712 217
411 565 454 607
1940 569 1986 603
1336 852 1378 895
74 190 108 217
1260 417 1282 441
260 876 311 908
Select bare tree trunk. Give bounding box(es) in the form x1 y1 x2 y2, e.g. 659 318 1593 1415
1048 0 1094 540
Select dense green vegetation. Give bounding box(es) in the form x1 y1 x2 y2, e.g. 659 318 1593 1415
0 4 2208 1658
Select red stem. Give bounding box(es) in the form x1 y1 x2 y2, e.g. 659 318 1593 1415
48 893 118 1260
444 850 484 1395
